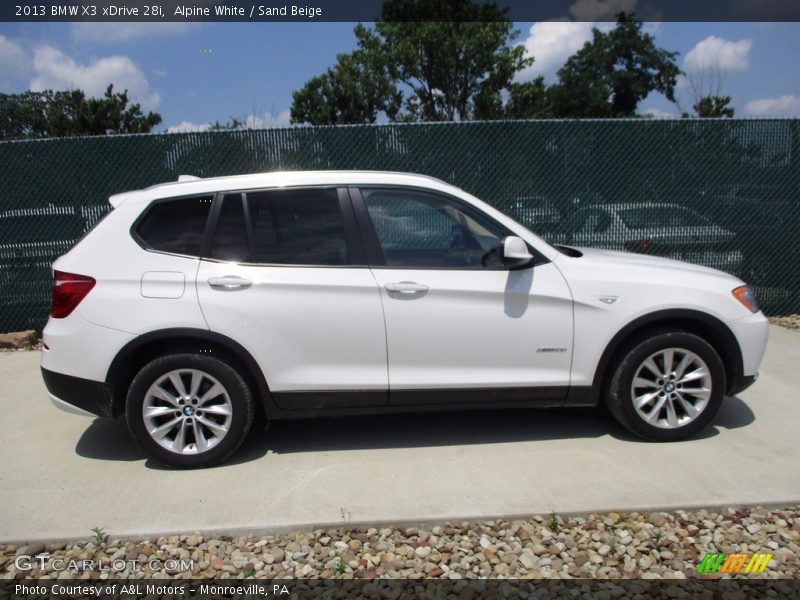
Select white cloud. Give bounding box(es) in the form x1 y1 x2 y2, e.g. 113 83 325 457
640 107 677 119
569 0 638 20
243 111 292 129
0 35 31 87
166 121 212 133
518 21 612 82
30 46 160 109
70 22 196 43
745 95 800 117
684 36 752 74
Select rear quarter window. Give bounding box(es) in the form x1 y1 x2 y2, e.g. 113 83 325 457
135 196 213 256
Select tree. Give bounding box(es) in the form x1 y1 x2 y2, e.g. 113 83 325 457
208 117 243 130
683 63 735 118
550 13 681 118
505 77 552 119
0 84 161 140
290 0 531 124
291 49 400 125
693 96 735 118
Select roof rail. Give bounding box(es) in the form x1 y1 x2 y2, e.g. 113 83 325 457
177 175 202 182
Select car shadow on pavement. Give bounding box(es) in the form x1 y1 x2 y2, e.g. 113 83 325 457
74 395 756 468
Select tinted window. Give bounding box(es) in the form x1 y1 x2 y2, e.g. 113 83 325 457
619 207 711 229
136 197 212 256
248 189 347 265
210 188 349 265
362 189 507 268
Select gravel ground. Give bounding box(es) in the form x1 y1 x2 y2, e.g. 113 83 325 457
2 506 798 580
769 315 800 331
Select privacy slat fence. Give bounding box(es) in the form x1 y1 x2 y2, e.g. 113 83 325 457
1 119 798 332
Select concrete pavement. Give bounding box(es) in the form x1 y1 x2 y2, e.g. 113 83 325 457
1 325 798 542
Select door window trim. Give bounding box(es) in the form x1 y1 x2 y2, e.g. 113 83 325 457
348 185 548 270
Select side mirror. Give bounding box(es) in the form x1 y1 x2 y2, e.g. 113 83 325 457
502 236 534 268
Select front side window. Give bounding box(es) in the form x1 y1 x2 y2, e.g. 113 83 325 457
361 189 508 268
136 196 212 256
210 188 349 266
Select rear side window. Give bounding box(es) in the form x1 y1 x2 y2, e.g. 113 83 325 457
249 188 348 265
136 197 212 256
210 188 349 265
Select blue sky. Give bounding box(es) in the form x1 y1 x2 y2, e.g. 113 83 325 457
1 20 798 131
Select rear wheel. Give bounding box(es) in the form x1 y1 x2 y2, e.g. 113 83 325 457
125 353 254 468
606 331 725 441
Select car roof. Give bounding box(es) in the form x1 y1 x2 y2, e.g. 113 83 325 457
109 171 452 207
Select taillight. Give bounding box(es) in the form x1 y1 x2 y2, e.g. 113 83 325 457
51 271 96 318
624 239 651 254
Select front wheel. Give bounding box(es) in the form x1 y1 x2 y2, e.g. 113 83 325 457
125 354 254 468
606 331 725 442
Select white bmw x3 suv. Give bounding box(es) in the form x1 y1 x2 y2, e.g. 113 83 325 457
41 171 768 468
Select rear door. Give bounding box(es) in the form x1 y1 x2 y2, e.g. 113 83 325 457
196 188 388 409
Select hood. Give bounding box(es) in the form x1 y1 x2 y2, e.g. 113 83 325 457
564 246 739 281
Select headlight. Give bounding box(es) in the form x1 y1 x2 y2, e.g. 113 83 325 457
732 285 759 313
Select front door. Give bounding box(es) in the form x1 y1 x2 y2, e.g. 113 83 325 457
351 187 574 404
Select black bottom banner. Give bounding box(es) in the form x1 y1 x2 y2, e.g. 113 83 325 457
5 579 800 600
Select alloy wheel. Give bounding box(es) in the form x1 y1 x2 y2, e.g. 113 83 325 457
142 369 233 454
630 348 712 429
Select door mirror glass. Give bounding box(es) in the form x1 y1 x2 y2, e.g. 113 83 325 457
502 236 534 267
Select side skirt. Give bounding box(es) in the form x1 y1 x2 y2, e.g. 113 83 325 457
268 385 599 419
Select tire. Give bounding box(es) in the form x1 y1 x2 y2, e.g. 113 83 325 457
605 331 725 442
125 353 254 468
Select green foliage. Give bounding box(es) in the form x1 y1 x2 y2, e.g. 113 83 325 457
506 77 552 119
208 117 243 130
291 49 401 125
548 512 560 532
550 12 681 118
90 526 107 544
291 0 530 124
336 556 347 574
693 95 735 118
0 84 161 140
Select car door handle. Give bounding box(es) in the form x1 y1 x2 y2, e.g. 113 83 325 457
385 281 429 294
208 276 252 291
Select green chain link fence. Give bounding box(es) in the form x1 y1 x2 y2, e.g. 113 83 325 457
1 119 798 332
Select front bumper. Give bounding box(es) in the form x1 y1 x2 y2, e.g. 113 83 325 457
727 373 757 396
41 368 114 418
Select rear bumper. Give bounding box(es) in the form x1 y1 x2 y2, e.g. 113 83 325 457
41 368 113 418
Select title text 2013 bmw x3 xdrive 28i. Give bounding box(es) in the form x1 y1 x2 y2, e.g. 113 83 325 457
41 172 768 468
